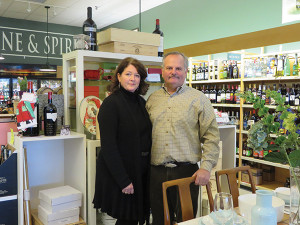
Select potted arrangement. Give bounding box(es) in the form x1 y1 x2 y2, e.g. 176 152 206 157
18 76 27 97
240 90 300 225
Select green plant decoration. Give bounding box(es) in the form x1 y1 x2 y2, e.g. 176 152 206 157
247 120 268 153
18 76 28 92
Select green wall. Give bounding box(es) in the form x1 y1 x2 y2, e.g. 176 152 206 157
2 0 300 66
104 0 300 57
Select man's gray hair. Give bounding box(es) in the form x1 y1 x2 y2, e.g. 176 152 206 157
162 51 188 70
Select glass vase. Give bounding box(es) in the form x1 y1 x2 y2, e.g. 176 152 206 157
290 166 300 225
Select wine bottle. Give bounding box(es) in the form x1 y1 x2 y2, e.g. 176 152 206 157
23 81 39 136
293 53 299 76
290 84 296 106
283 55 291 76
44 92 57 136
153 19 164 57
232 60 239 79
83 7 97 51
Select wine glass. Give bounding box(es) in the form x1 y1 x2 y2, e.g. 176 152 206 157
214 192 234 225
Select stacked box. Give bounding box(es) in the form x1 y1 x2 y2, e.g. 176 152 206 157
38 186 82 225
241 168 263 185
97 28 160 56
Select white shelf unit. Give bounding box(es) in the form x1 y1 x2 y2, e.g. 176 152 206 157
9 132 86 225
62 50 162 133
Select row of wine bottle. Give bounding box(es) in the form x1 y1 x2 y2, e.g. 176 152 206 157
83 7 164 57
22 81 57 137
196 83 300 106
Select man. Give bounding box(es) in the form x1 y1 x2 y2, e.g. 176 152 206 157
146 51 220 225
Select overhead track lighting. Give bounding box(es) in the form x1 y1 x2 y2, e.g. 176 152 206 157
40 6 56 72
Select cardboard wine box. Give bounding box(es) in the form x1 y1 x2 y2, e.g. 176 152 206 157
241 168 263 185
262 164 275 182
97 28 160 46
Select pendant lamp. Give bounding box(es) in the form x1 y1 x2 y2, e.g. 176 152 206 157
40 6 56 72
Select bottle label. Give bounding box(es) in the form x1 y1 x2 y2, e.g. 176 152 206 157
158 36 164 52
47 113 57 122
84 27 96 32
290 95 295 101
295 98 299 105
217 96 221 103
221 93 226 101
248 120 255 127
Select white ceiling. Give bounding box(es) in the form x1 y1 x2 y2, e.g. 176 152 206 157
0 0 171 29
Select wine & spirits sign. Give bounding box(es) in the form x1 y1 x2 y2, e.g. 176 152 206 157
0 26 74 60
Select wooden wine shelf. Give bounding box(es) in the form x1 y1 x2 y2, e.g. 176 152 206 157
187 78 241 84
212 103 240 108
240 181 286 191
243 75 300 82
235 155 290 169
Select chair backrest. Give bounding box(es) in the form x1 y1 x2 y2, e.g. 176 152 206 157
162 176 214 225
215 165 256 207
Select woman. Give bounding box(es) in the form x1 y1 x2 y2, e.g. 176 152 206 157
93 57 152 225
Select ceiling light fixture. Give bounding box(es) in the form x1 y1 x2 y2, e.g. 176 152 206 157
0 53 5 60
27 2 31 12
40 6 56 72
14 0 66 10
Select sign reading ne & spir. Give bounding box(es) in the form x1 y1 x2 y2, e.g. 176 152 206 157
227 53 241 61
0 26 74 59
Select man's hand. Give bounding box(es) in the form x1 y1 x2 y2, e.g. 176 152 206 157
192 168 210 186
122 183 134 194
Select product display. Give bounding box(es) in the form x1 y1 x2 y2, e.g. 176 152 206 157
83 7 97 51
44 92 57 136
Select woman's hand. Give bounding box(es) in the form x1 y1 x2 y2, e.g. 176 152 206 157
122 183 134 194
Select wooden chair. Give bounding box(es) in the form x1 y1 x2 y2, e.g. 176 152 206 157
215 165 256 207
162 176 214 225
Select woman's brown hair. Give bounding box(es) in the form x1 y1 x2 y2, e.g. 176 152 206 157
107 57 149 95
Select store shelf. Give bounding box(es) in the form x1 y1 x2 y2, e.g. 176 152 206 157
0 114 15 118
63 50 162 133
243 76 300 82
187 78 241 84
63 50 162 66
236 129 277 137
212 103 240 108
238 155 289 169
240 181 286 191
10 131 86 225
